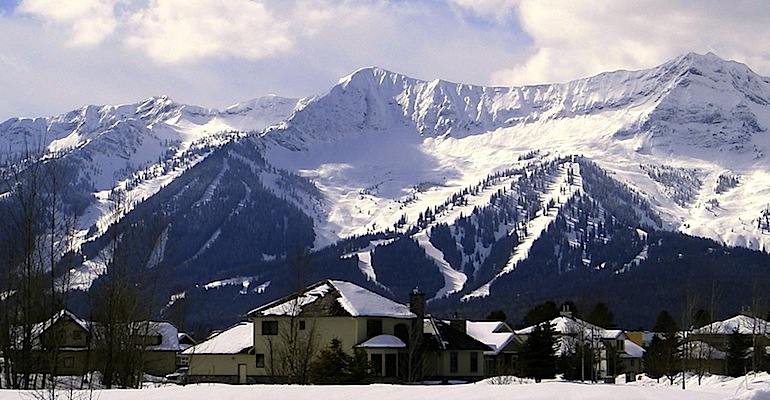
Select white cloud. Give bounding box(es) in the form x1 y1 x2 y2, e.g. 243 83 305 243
123 0 294 64
447 0 520 24
490 0 770 86
17 0 120 47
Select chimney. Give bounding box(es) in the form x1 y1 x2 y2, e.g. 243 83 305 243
450 312 466 334
409 288 425 337
409 287 425 320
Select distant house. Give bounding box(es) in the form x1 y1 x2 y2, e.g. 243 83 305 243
514 316 644 381
422 318 492 382
247 279 490 383
181 321 256 384
14 309 188 378
463 320 524 376
138 321 185 377
688 314 770 374
23 309 92 376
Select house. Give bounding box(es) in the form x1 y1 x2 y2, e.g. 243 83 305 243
14 309 187 378
687 314 770 374
181 321 256 384
514 315 644 381
23 309 92 376
246 279 490 383
463 320 525 376
138 321 185 376
421 318 492 382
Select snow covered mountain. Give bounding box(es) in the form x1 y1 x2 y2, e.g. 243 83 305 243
3 52 770 332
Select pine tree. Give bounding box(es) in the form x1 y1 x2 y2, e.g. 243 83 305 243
523 322 558 382
308 338 373 384
309 338 351 384
725 329 750 377
643 310 681 384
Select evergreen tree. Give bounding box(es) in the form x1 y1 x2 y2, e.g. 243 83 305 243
523 322 558 382
308 338 373 384
523 301 560 326
309 338 351 384
486 310 507 322
644 310 681 384
586 302 614 327
725 329 750 377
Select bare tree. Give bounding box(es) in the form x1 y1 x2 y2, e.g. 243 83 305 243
0 146 75 390
264 251 320 383
88 188 167 388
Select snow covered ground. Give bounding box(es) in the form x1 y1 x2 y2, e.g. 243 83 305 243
3 373 769 400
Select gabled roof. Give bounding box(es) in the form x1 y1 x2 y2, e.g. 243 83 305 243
514 316 626 357
464 321 516 355
143 321 181 351
182 321 253 355
21 310 182 352
24 309 91 350
692 314 770 335
620 340 645 359
247 279 416 319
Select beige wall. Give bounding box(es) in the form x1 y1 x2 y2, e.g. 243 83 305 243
42 319 89 349
429 350 485 379
187 353 258 376
144 351 177 376
251 315 414 376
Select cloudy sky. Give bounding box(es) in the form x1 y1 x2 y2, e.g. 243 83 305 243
1 0 770 121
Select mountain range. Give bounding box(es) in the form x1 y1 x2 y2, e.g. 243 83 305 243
3 52 770 334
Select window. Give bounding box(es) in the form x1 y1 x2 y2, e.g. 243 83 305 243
366 319 382 339
64 357 74 368
262 321 278 335
299 320 306 330
385 354 397 377
470 352 478 373
72 330 83 341
255 354 265 368
450 352 458 373
617 340 625 351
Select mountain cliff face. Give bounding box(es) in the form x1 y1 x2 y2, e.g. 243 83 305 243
3 53 770 333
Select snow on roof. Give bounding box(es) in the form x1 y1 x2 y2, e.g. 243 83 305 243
620 340 645 359
692 314 770 335
355 334 406 349
183 321 253 355
514 316 621 340
248 279 416 319
465 321 515 355
332 280 415 318
26 309 91 349
144 321 181 351
683 340 726 360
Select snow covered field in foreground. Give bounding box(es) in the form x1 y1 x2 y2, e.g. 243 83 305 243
2 374 770 400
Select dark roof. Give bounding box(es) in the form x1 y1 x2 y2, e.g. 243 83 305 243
424 319 492 352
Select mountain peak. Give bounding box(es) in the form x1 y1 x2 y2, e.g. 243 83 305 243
337 66 407 86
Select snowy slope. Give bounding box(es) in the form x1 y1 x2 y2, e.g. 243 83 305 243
6 52 770 322
261 52 770 255
0 94 301 239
